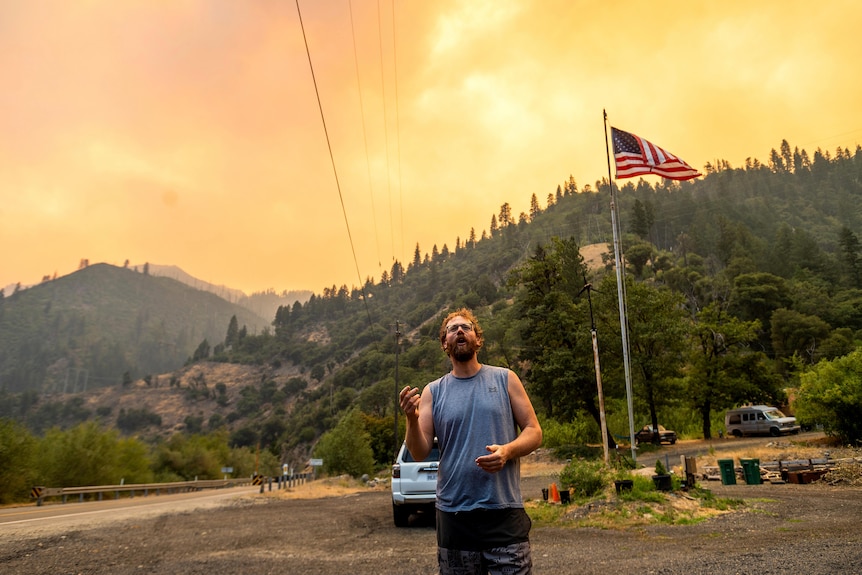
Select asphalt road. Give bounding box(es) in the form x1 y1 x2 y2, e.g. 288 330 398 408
0 485 260 532
2 464 860 574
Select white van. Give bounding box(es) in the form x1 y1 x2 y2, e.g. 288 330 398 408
725 405 801 437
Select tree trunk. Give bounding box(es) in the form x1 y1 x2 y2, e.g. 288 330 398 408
700 400 712 439
583 399 617 449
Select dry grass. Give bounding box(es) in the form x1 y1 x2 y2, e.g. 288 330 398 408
260 474 385 500
77 361 306 437
580 243 608 271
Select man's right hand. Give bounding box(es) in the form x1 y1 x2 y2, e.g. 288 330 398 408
400 386 421 419
401 385 434 462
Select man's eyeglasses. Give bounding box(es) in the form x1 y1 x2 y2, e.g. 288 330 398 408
446 322 474 334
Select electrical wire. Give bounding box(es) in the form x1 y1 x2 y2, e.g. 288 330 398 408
391 0 405 266
294 0 374 328
375 0 396 266
348 0 383 274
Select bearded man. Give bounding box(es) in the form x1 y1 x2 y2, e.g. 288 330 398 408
400 308 543 575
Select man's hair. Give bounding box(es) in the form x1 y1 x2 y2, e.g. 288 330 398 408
439 307 484 350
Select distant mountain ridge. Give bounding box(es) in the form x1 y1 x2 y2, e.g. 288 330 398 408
0 263 273 393
3 263 312 324
131 263 312 321
130 263 247 301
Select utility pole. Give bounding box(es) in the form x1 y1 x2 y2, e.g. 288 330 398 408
578 278 609 465
393 321 402 461
604 109 637 464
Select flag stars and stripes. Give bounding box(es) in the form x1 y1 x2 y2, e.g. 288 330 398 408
611 127 701 181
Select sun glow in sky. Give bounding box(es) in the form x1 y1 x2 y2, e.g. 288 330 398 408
2 0 861 295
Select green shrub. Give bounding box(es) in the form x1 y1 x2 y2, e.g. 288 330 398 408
0 419 37 503
151 431 230 481
796 349 862 445
36 422 154 487
621 475 665 502
540 416 595 448
559 459 607 498
553 444 604 461
116 407 161 433
314 408 375 478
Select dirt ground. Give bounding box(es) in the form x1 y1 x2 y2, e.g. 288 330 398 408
3 436 861 575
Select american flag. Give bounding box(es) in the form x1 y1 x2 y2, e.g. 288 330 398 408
611 127 701 181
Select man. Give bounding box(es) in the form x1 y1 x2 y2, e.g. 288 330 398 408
400 308 543 575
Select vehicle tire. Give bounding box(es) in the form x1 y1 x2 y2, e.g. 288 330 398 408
393 503 410 527
770 427 781 437
670 438 677 445
732 429 743 438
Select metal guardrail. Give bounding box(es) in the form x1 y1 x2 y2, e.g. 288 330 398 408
31 477 256 506
31 472 314 506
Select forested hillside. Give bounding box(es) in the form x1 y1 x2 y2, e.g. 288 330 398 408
0 264 269 393
1 138 860 475
256 139 862 463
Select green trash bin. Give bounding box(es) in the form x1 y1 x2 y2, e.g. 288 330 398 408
740 458 761 484
718 459 736 485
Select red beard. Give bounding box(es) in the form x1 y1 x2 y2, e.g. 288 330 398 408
449 337 478 362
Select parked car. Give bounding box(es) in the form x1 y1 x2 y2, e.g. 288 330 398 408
725 405 801 437
634 424 677 445
391 440 439 527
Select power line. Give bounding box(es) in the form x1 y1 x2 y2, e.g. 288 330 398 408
348 0 383 274
796 126 862 151
391 0 406 266
375 0 396 266
294 0 375 329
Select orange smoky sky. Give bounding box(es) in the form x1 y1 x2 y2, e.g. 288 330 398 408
2 0 861 296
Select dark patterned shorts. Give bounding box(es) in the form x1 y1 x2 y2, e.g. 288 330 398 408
437 541 532 575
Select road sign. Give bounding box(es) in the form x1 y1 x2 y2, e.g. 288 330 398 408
309 458 323 466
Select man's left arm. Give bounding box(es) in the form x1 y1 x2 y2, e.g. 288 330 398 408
475 370 543 473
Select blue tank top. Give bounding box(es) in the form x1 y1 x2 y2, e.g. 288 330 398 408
428 365 523 512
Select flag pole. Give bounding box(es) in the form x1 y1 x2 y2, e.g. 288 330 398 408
603 110 637 464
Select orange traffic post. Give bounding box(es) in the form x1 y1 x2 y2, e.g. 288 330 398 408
549 482 561 504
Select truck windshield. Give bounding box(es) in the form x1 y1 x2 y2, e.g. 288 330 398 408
764 409 785 420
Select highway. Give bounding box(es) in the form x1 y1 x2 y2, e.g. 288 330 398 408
0 484 260 536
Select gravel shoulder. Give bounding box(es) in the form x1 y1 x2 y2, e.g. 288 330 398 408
3 434 860 575
2 481 860 574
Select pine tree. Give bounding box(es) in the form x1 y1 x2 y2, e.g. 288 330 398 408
529 193 541 221
225 315 239 348
411 243 421 270
498 203 513 227
839 226 862 288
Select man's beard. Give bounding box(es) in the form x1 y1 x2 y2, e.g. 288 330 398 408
450 339 478 362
